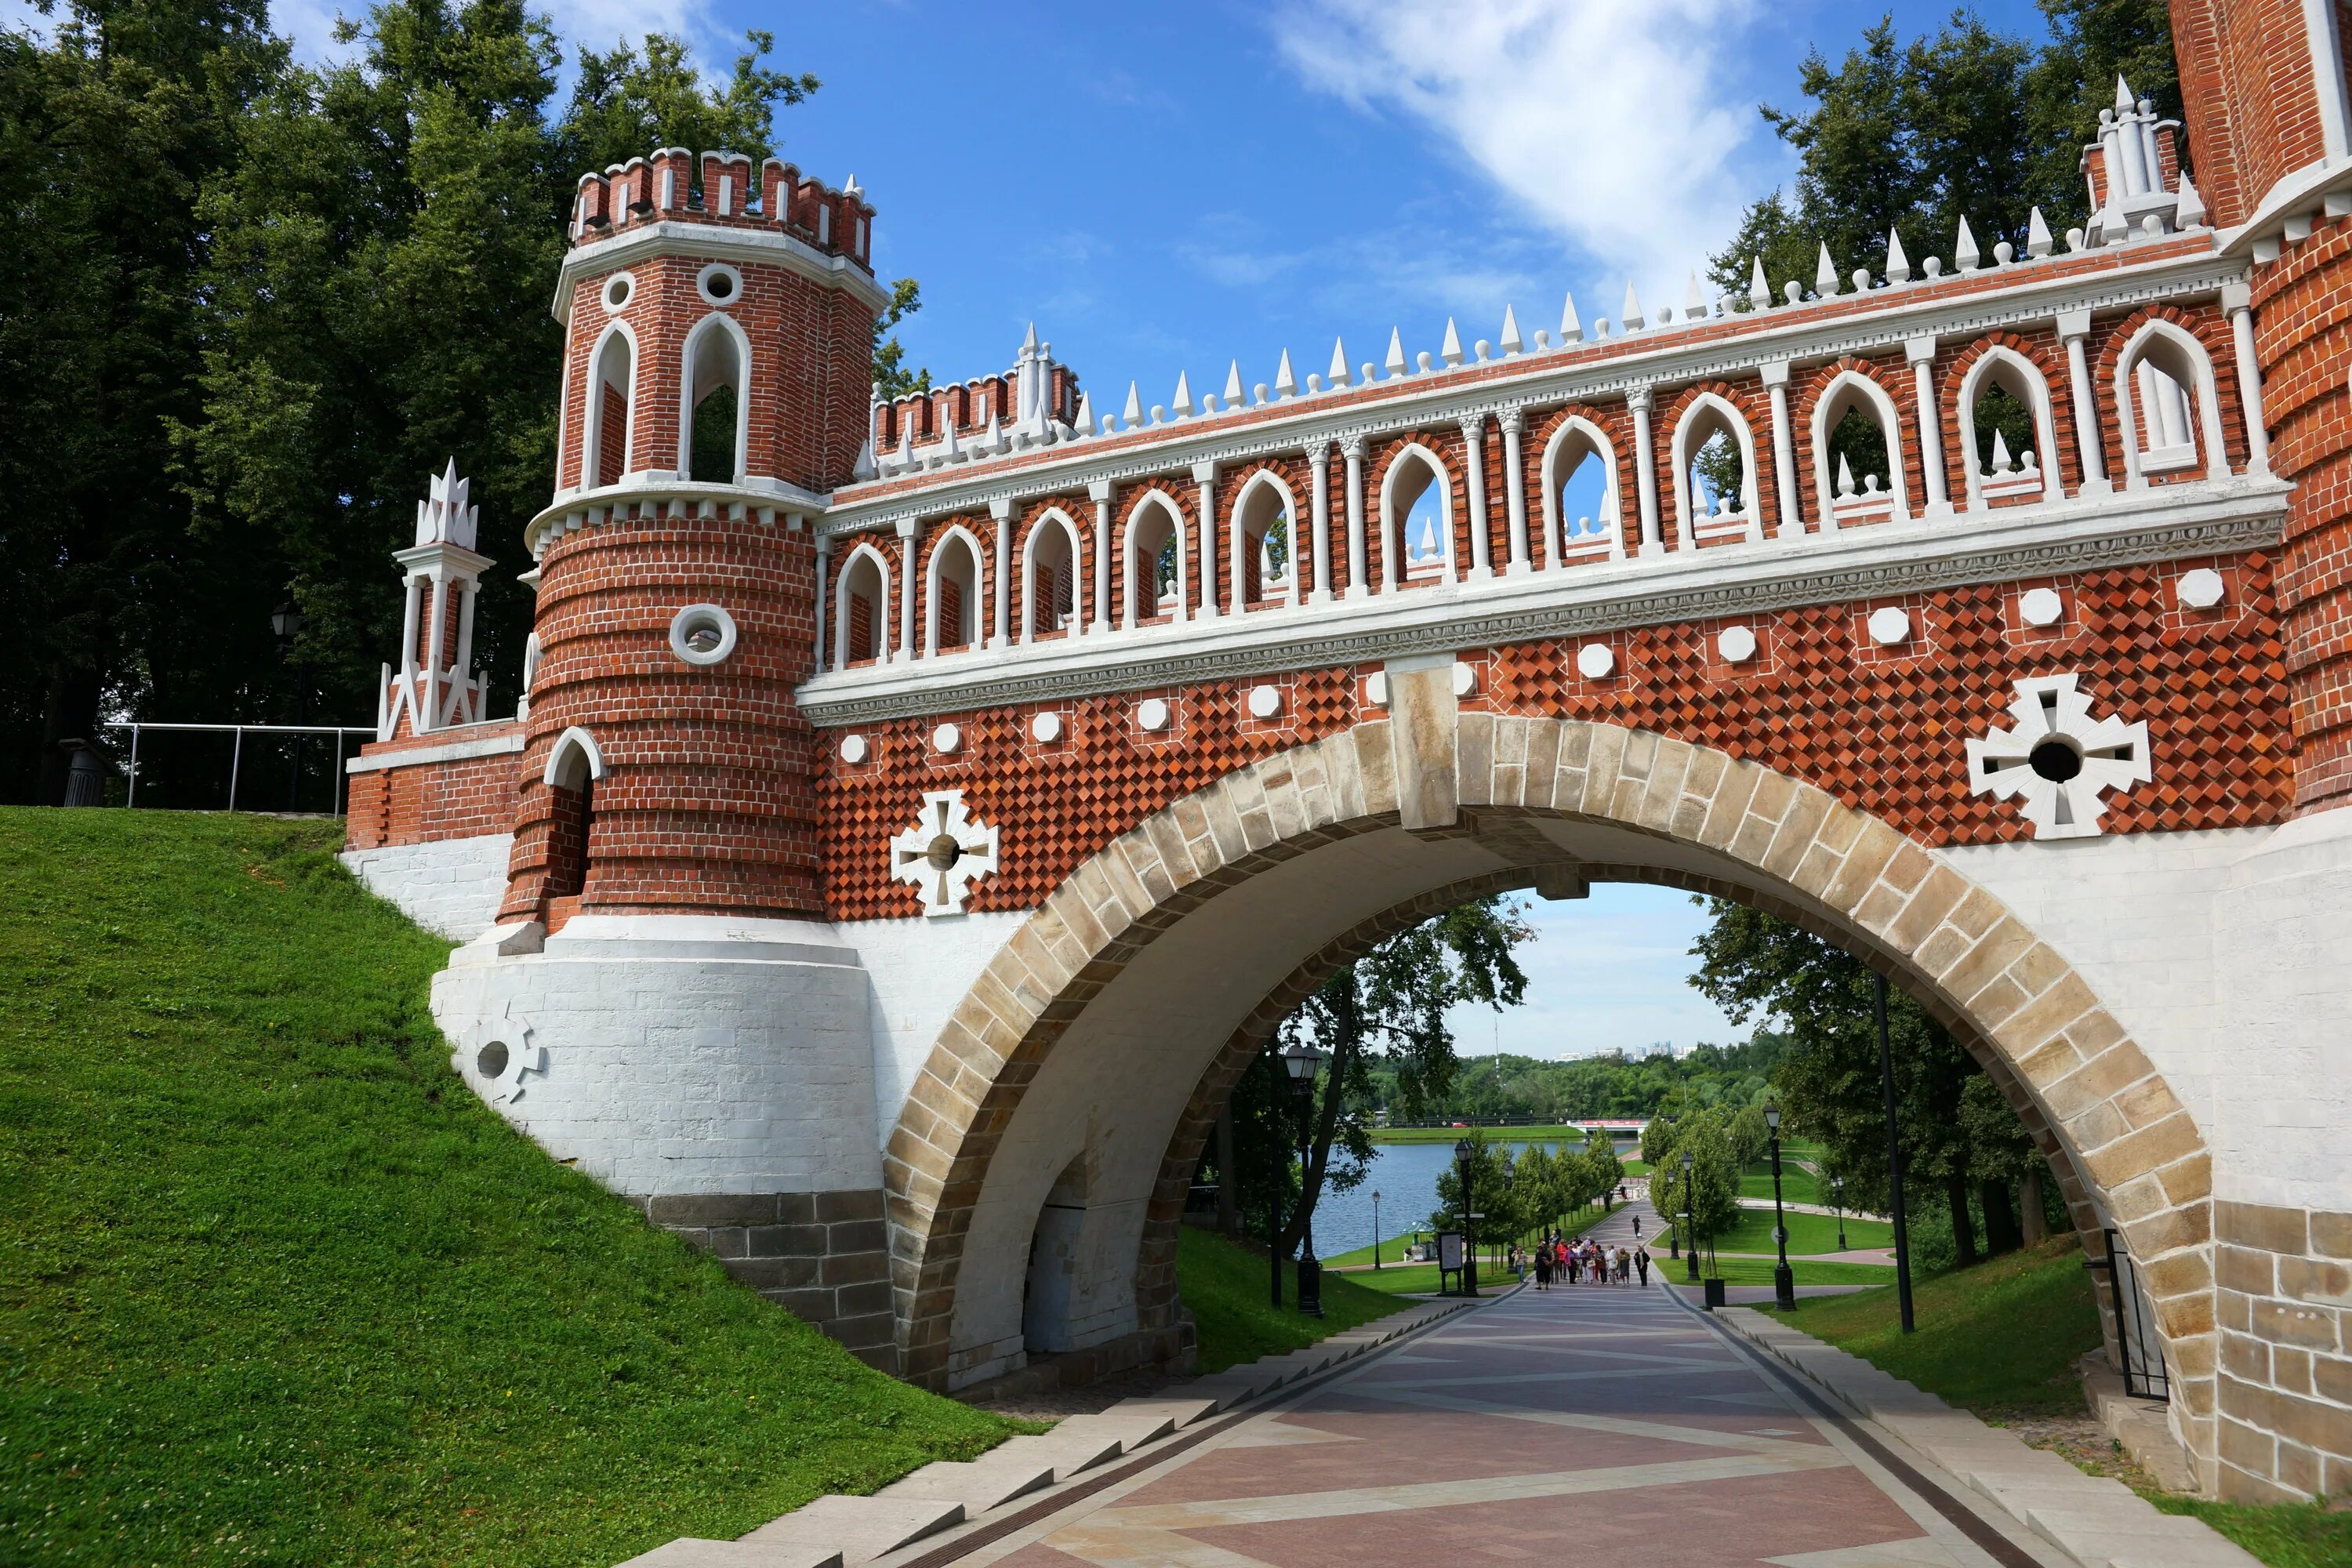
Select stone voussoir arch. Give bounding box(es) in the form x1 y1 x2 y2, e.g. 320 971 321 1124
881 713 2219 1434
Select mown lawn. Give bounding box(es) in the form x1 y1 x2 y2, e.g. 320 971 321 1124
1762 1237 2351 1567
0 810 1014 1567
1660 1207 1892 1255
1175 1228 1407 1370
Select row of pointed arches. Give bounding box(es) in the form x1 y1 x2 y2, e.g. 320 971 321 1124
826 308 2245 668
570 312 756 492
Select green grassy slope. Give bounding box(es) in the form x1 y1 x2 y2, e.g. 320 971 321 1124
0 811 1013 1567
1176 1229 1407 1370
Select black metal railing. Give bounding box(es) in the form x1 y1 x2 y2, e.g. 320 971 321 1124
2089 1227 2171 1400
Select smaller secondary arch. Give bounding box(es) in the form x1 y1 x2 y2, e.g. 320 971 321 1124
833 542 894 668
1539 414 1626 564
1021 507 1084 642
2112 318 2230 488
1120 489 1191 630
1229 466 1301 609
1955 345 2065 509
1809 368 1912 527
1377 441 1455 589
543 724 606 787
924 524 987 656
676 311 753 484
581 320 640 489
1668 391 1763 548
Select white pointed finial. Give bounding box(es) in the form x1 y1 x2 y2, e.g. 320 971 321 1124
1836 453 1856 495
1990 429 2013 474
1500 305 1523 356
2114 74 2135 112
1955 216 1980 272
1815 243 1839 296
2176 175 2206 227
1172 371 1194 418
843 172 862 197
1274 348 1298 398
1621 281 1644 331
1440 318 1464 365
1419 519 1438 559
1328 338 1350 386
1886 227 1911 283
1685 272 1708 321
1385 328 1407 379
1223 360 1245 408
1559 291 1583 343
1073 390 1094 435
1021 320 1038 351
1748 256 1771 310
1122 381 1143 429
2027 207 2053 257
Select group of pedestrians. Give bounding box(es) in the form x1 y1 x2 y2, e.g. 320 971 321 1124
1523 1232 1648 1289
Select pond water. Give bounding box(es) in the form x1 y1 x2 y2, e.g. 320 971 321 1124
1311 1138 1629 1256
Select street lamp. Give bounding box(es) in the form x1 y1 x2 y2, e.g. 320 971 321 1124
1832 1176 1848 1251
1681 1150 1698 1283
272 599 310 812
1282 1040 1327 1316
1766 1103 1795 1310
1453 1138 1479 1298
1372 1189 1382 1270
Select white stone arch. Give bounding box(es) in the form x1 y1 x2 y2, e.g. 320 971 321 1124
1956 346 2066 508
1539 415 1627 564
1670 392 1765 548
1120 490 1190 630
2113 318 2230 488
581 320 639 489
1021 507 1084 642
1809 369 1913 528
924 524 987 656
1377 441 1455 586
676 311 753 484
1230 467 1301 608
833 541 893 667
543 725 605 789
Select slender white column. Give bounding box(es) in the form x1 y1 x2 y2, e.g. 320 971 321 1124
1308 441 1334 604
1089 479 1112 634
1459 412 1493 581
398 575 423 674
1907 335 1949 517
1342 434 1369 599
2224 280 2272 474
1762 361 1800 537
423 573 449 731
988 498 1012 648
1629 388 1663 557
1499 408 1531 575
1193 459 1219 619
2058 307 2110 495
895 517 918 662
813 533 830 673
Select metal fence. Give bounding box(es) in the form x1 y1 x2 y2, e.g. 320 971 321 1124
101 722 375 816
2091 1227 2172 1400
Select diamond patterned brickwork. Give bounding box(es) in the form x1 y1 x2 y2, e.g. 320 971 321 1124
822 554 2288 920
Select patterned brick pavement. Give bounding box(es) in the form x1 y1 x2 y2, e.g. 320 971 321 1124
955 1279 2055 1568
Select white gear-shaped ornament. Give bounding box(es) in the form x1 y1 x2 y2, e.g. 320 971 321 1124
891 790 1000 916
1965 673 2151 840
456 998 545 1105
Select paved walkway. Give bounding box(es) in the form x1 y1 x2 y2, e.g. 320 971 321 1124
951 1269 2056 1568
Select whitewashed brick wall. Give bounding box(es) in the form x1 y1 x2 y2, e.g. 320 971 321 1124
341 835 512 941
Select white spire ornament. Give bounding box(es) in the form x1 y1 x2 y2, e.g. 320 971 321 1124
1273 348 1298 399
1815 244 1840 297
1559 291 1584 343
1224 360 1245 409
1499 305 1523 356
1440 318 1464 366
1385 328 1407 379
1171 370 1194 419
1885 227 1911 284
1748 256 1772 310
1621 281 1645 331
1327 338 1351 387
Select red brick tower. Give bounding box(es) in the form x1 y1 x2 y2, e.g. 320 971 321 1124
500 148 887 927
2171 1 2352 809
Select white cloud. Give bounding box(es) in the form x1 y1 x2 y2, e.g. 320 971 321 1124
1272 0 1784 285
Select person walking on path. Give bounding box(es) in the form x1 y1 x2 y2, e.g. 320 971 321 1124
1635 1247 1650 1286
1534 1242 1552 1290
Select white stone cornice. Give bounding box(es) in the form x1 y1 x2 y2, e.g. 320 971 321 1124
796 476 2286 726
553 220 892 321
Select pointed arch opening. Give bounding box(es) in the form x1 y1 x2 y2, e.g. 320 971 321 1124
1811 370 1911 528
835 544 891 668
1669 394 1762 548
2114 320 2229 488
680 313 751 485
925 527 984 656
1540 416 1624 565
584 324 637 488
1958 348 2064 509
1021 510 1082 643
541 726 604 903
1122 492 1189 630
1379 443 1454 589
1232 470 1300 608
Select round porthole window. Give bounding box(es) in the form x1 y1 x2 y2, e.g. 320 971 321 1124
669 603 738 666
476 1040 510 1080
698 263 743 306
601 271 635 312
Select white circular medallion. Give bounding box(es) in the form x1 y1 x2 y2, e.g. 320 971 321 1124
1136 697 1171 731
601 271 635 313
1030 711 1064 743
1867 606 1912 647
2176 568 2226 609
931 722 962 754
697 262 743 306
668 603 738 666
1716 626 1758 664
838 735 869 764
1247 685 1283 719
2018 587 2064 627
1452 663 1476 697
1576 644 1616 680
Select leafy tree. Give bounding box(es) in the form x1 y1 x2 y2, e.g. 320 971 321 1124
1274 897 1532 1261
1583 1131 1624 1210
1647 1110 1742 1268
1728 1102 1770 1171
1431 1129 1521 1254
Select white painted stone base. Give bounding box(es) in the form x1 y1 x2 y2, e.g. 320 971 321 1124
340 835 512 941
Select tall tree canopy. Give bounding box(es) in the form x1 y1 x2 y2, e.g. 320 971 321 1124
2 0 922 803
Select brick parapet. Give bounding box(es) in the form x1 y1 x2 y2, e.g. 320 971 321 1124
343 720 524 850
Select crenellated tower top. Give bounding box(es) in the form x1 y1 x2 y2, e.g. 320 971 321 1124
569 147 876 274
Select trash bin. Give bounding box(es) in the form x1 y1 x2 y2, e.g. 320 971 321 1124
1703 1277 1727 1310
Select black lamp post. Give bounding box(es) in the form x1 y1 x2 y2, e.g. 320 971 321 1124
1661 1115 1681 1260
1766 1103 1795 1310
272 599 309 811
1453 1138 1479 1298
1282 1040 1327 1316
1832 1176 1849 1251
1498 1147 1516 1276
1372 1189 1382 1270
1681 1150 1699 1283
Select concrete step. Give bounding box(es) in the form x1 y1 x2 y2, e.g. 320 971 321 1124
877 1451 1057 1513
615 1542 841 1568
993 1429 1123 1476
741 1495 963 1566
